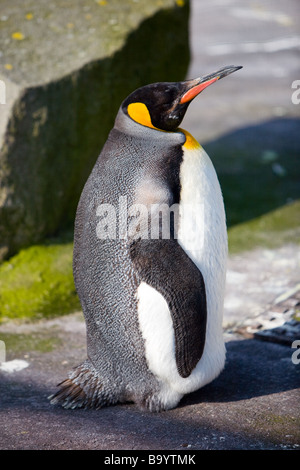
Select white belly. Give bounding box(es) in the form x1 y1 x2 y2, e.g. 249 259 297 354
137 142 228 401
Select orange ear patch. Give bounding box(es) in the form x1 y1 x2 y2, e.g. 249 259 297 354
127 102 158 129
127 103 200 151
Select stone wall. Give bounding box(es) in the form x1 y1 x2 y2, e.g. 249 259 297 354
0 0 190 261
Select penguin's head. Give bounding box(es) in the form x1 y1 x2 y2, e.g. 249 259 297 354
122 65 242 132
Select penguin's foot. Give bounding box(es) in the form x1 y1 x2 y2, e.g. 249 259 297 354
49 361 118 410
49 362 183 412
141 384 183 412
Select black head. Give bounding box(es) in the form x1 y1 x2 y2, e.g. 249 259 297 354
122 65 242 132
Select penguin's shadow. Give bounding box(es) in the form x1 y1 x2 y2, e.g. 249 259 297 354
179 337 299 406
202 117 300 227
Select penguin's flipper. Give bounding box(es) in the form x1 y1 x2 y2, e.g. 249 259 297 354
130 239 207 378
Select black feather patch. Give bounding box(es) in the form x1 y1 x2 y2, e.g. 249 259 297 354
130 238 207 378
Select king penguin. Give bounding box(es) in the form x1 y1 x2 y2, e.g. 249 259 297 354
50 65 242 412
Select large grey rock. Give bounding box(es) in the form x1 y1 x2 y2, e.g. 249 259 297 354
0 0 190 260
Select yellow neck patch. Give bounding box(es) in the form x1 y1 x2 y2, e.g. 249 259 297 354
178 128 201 150
127 102 158 130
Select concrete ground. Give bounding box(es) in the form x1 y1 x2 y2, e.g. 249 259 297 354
0 301 299 451
0 0 299 451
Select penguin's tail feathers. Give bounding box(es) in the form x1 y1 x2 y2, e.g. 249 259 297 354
49 360 116 410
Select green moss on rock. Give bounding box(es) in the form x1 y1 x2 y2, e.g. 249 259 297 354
0 241 79 322
1 331 62 356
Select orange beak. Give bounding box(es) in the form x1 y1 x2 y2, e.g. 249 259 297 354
180 65 242 104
